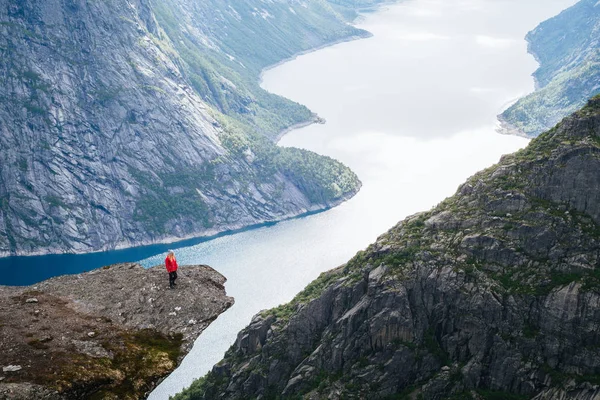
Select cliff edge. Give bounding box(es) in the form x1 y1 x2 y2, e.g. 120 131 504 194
0 263 233 399
177 98 600 399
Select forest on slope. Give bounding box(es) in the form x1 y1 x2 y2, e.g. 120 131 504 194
0 0 381 256
500 0 600 137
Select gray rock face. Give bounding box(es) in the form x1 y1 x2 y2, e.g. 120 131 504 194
182 99 600 399
0 0 363 256
0 263 233 399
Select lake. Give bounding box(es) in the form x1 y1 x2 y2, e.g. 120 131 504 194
0 0 577 397
147 0 576 398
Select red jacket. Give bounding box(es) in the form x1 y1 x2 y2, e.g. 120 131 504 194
165 255 178 273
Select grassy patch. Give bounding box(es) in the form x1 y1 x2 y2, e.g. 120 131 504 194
17 328 183 400
264 268 343 323
86 329 183 399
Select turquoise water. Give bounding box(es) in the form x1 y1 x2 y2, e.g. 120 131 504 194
0 241 173 286
0 221 287 286
0 0 576 398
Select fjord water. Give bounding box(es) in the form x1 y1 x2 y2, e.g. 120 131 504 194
147 0 577 398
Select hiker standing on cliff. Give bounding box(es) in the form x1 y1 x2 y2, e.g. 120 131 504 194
165 250 178 289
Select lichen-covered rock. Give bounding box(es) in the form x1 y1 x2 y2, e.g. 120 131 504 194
0 263 233 399
177 98 600 399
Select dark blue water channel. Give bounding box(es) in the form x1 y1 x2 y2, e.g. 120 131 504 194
0 221 284 286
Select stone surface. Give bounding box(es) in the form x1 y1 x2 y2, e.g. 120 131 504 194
178 98 600 399
1 366 21 373
0 0 365 256
0 263 233 399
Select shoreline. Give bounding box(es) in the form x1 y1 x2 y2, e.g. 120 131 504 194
0 187 360 276
274 114 326 143
258 2 394 143
258 31 373 86
0 6 383 267
260 32 373 144
495 95 531 138
495 114 531 138
496 20 545 136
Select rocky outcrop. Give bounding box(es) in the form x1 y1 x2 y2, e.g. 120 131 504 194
0 263 233 399
500 0 600 137
175 97 600 400
0 0 366 256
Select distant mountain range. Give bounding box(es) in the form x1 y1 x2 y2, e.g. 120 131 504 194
0 0 384 256
500 0 600 137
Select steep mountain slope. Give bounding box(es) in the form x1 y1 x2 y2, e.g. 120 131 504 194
177 97 600 399
500 0 600 137
149 0 373 138
0 0 368 256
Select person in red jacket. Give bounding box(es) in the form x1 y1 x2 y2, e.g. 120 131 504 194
165 250 178 289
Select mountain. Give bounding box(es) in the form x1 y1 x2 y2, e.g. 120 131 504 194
175 97 600 399
0 0 372 256
500 0 600 137
0 263 233 399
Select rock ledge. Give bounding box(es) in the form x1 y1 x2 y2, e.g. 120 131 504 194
0 263 233 399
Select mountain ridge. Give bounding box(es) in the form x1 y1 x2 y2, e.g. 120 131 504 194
500 0 600 137
0 0 381 256
175 97 600 400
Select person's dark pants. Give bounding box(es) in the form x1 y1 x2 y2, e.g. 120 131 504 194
169 271 178 288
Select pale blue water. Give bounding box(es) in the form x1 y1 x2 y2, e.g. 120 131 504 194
0 0 577 398
148 1 576 398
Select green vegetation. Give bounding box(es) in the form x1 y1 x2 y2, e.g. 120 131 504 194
423 328 449 366
17 158 28 172
121 0 364 235
500 0 600 136
87 330 182 399
24 101 46 116
170 372 227 400
170 91 600 400
0 0 368 252
265 268 344 322
129 112 359 235
22 328 183 400
217 113 360 203
149 0 366 139
501 60 600 136
130 167 212 234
